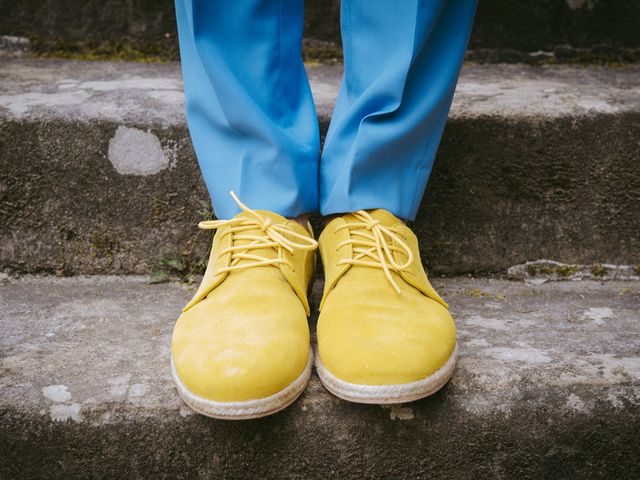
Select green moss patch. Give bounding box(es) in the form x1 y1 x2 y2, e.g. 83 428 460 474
149 200 213 284
28 34 180 62
462 288 507 301
526 263 578 278
590 264 608 277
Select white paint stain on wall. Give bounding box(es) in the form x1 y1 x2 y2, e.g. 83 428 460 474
42 384 72 403
481 345 552 364
0 90 91 116
42 384 84 422
465 338 491 348
77 78 182 92
108 126 169 176
127 383 150 401
50 403 84 422
566 393 589 413
582 307 614 325
465 315 509 331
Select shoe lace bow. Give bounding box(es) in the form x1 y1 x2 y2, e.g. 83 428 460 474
335 210 414 294
197 191 317 273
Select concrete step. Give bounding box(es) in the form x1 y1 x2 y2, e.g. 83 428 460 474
0 275 638 478
1 1 639 62
1 59 639 276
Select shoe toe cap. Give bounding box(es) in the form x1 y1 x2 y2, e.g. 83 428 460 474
173 340 309 403
172 289 310 402
318 291 456 386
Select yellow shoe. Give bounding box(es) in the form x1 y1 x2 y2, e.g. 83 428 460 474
316 209 457 404
171 192 317 419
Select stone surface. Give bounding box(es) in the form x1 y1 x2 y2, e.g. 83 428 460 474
508 259 640 284
1 59 639 276
467 0 640 61
0 275 639 478
1 0 639 59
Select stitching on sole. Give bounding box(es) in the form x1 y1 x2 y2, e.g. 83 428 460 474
315 344 458 404
172 350 313 420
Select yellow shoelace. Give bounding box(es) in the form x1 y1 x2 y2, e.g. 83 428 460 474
198 191 318 273
335 210 414 294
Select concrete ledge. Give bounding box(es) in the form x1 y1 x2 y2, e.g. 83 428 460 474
2 0 639 58
1 276 639 478
0 59 639 275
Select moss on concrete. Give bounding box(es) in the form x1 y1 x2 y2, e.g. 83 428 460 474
526 263 578 278
466 47 640 66
148 201 213 284
543 50 640 68
27 35 345 64
302 40 343 65
591 264 608 277
461 288 506 301
89 233 119 259
25 33 640 66
28 34 180 62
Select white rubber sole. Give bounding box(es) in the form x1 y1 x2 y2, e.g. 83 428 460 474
172 351 313 420
315 344 458 404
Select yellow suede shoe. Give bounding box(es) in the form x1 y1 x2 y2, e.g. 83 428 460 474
316 209 457 404
171 192 317 419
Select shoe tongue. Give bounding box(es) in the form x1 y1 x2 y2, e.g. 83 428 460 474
368 209 404 226
346 208 403 229
230 210 307 267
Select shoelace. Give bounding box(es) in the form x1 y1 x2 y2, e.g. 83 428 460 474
198 191 318 273
335 210 414 294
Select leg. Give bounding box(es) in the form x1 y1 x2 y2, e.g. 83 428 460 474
175 0 319 219
320 0 477 220
172 0 319 419
316 0 477 404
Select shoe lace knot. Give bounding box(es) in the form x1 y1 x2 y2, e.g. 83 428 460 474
197 191 317 274
335 210 414 294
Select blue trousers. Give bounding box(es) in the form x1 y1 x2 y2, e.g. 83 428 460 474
175 0 477 220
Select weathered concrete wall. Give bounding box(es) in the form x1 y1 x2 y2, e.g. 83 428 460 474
0 0 639 59
0 0 178 43
471 0 640 51
1 276 639 479
420 113 640 274
306 0 640 53
1 60 639 275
